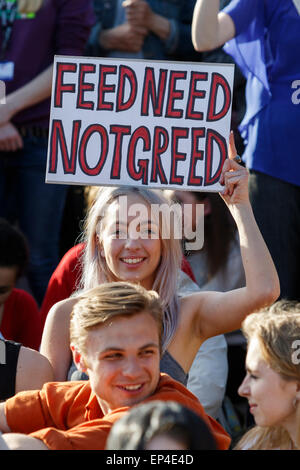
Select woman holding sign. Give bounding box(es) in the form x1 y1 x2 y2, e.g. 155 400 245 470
40 134 280 388
192 0 300 302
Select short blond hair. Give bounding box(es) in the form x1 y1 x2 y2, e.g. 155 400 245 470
70 282 163 357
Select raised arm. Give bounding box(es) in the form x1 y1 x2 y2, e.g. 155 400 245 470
192 0 235 51
184 132 280 341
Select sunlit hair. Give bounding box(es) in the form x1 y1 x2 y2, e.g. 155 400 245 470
18 0 44 13
70 282 163 357
235 300 300 450
78 185 182 351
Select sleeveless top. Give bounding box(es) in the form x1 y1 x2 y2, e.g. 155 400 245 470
0 339 21 401
68 350 188 385
160 350 188 386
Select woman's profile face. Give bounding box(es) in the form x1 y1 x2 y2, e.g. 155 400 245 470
238 336 300 432
98 194 162 290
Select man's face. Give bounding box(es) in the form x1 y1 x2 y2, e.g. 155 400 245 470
82 312 161 414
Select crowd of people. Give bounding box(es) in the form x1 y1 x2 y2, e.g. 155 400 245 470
0 0 299 451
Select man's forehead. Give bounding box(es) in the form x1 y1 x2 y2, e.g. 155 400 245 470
86 312 160 350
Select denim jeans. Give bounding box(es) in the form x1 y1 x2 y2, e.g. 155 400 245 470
0 133 68 305
249 170 300 301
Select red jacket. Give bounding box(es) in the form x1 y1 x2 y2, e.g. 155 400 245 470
2 288 42 350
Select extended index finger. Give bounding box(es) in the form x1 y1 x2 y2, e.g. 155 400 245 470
228 130 238 160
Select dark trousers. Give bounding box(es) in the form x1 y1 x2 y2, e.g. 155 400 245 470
249 170 300 301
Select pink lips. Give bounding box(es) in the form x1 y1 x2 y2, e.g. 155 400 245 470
117 383 145 395
249 403 257 413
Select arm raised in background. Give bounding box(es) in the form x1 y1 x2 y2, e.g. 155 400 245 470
192 0 235 51
183 132 280 341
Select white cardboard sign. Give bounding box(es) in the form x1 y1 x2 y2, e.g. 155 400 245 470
46 55 234 192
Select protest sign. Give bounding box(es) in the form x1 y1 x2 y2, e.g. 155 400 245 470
46 55 234 192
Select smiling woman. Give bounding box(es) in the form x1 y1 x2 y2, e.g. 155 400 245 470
235 300 300 450
40 135 280 395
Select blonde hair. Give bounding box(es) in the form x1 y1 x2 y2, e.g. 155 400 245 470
78 185 182 352
18 0 44 14
70 282 163 357
235 300 300 450
84 186 100 211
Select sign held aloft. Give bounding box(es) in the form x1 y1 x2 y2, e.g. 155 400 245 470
46 55 234 191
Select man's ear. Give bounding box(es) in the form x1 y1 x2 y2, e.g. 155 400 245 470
70 344 88 373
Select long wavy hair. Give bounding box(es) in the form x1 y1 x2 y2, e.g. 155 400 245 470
235 301 300 450
78 185 182 352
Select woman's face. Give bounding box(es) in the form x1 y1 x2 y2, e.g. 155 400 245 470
238 336 300 432
99 194 162 290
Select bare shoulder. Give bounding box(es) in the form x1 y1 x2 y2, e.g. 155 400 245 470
15 347 54 393
44 296 80 327
40 296 80 356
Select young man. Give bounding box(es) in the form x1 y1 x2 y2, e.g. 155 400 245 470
0 282 230 450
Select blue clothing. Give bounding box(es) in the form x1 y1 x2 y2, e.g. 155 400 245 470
222 0 300 186
86 0 199 61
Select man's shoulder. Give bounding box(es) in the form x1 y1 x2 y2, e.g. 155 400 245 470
42 380 92 397
152 373 201 403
